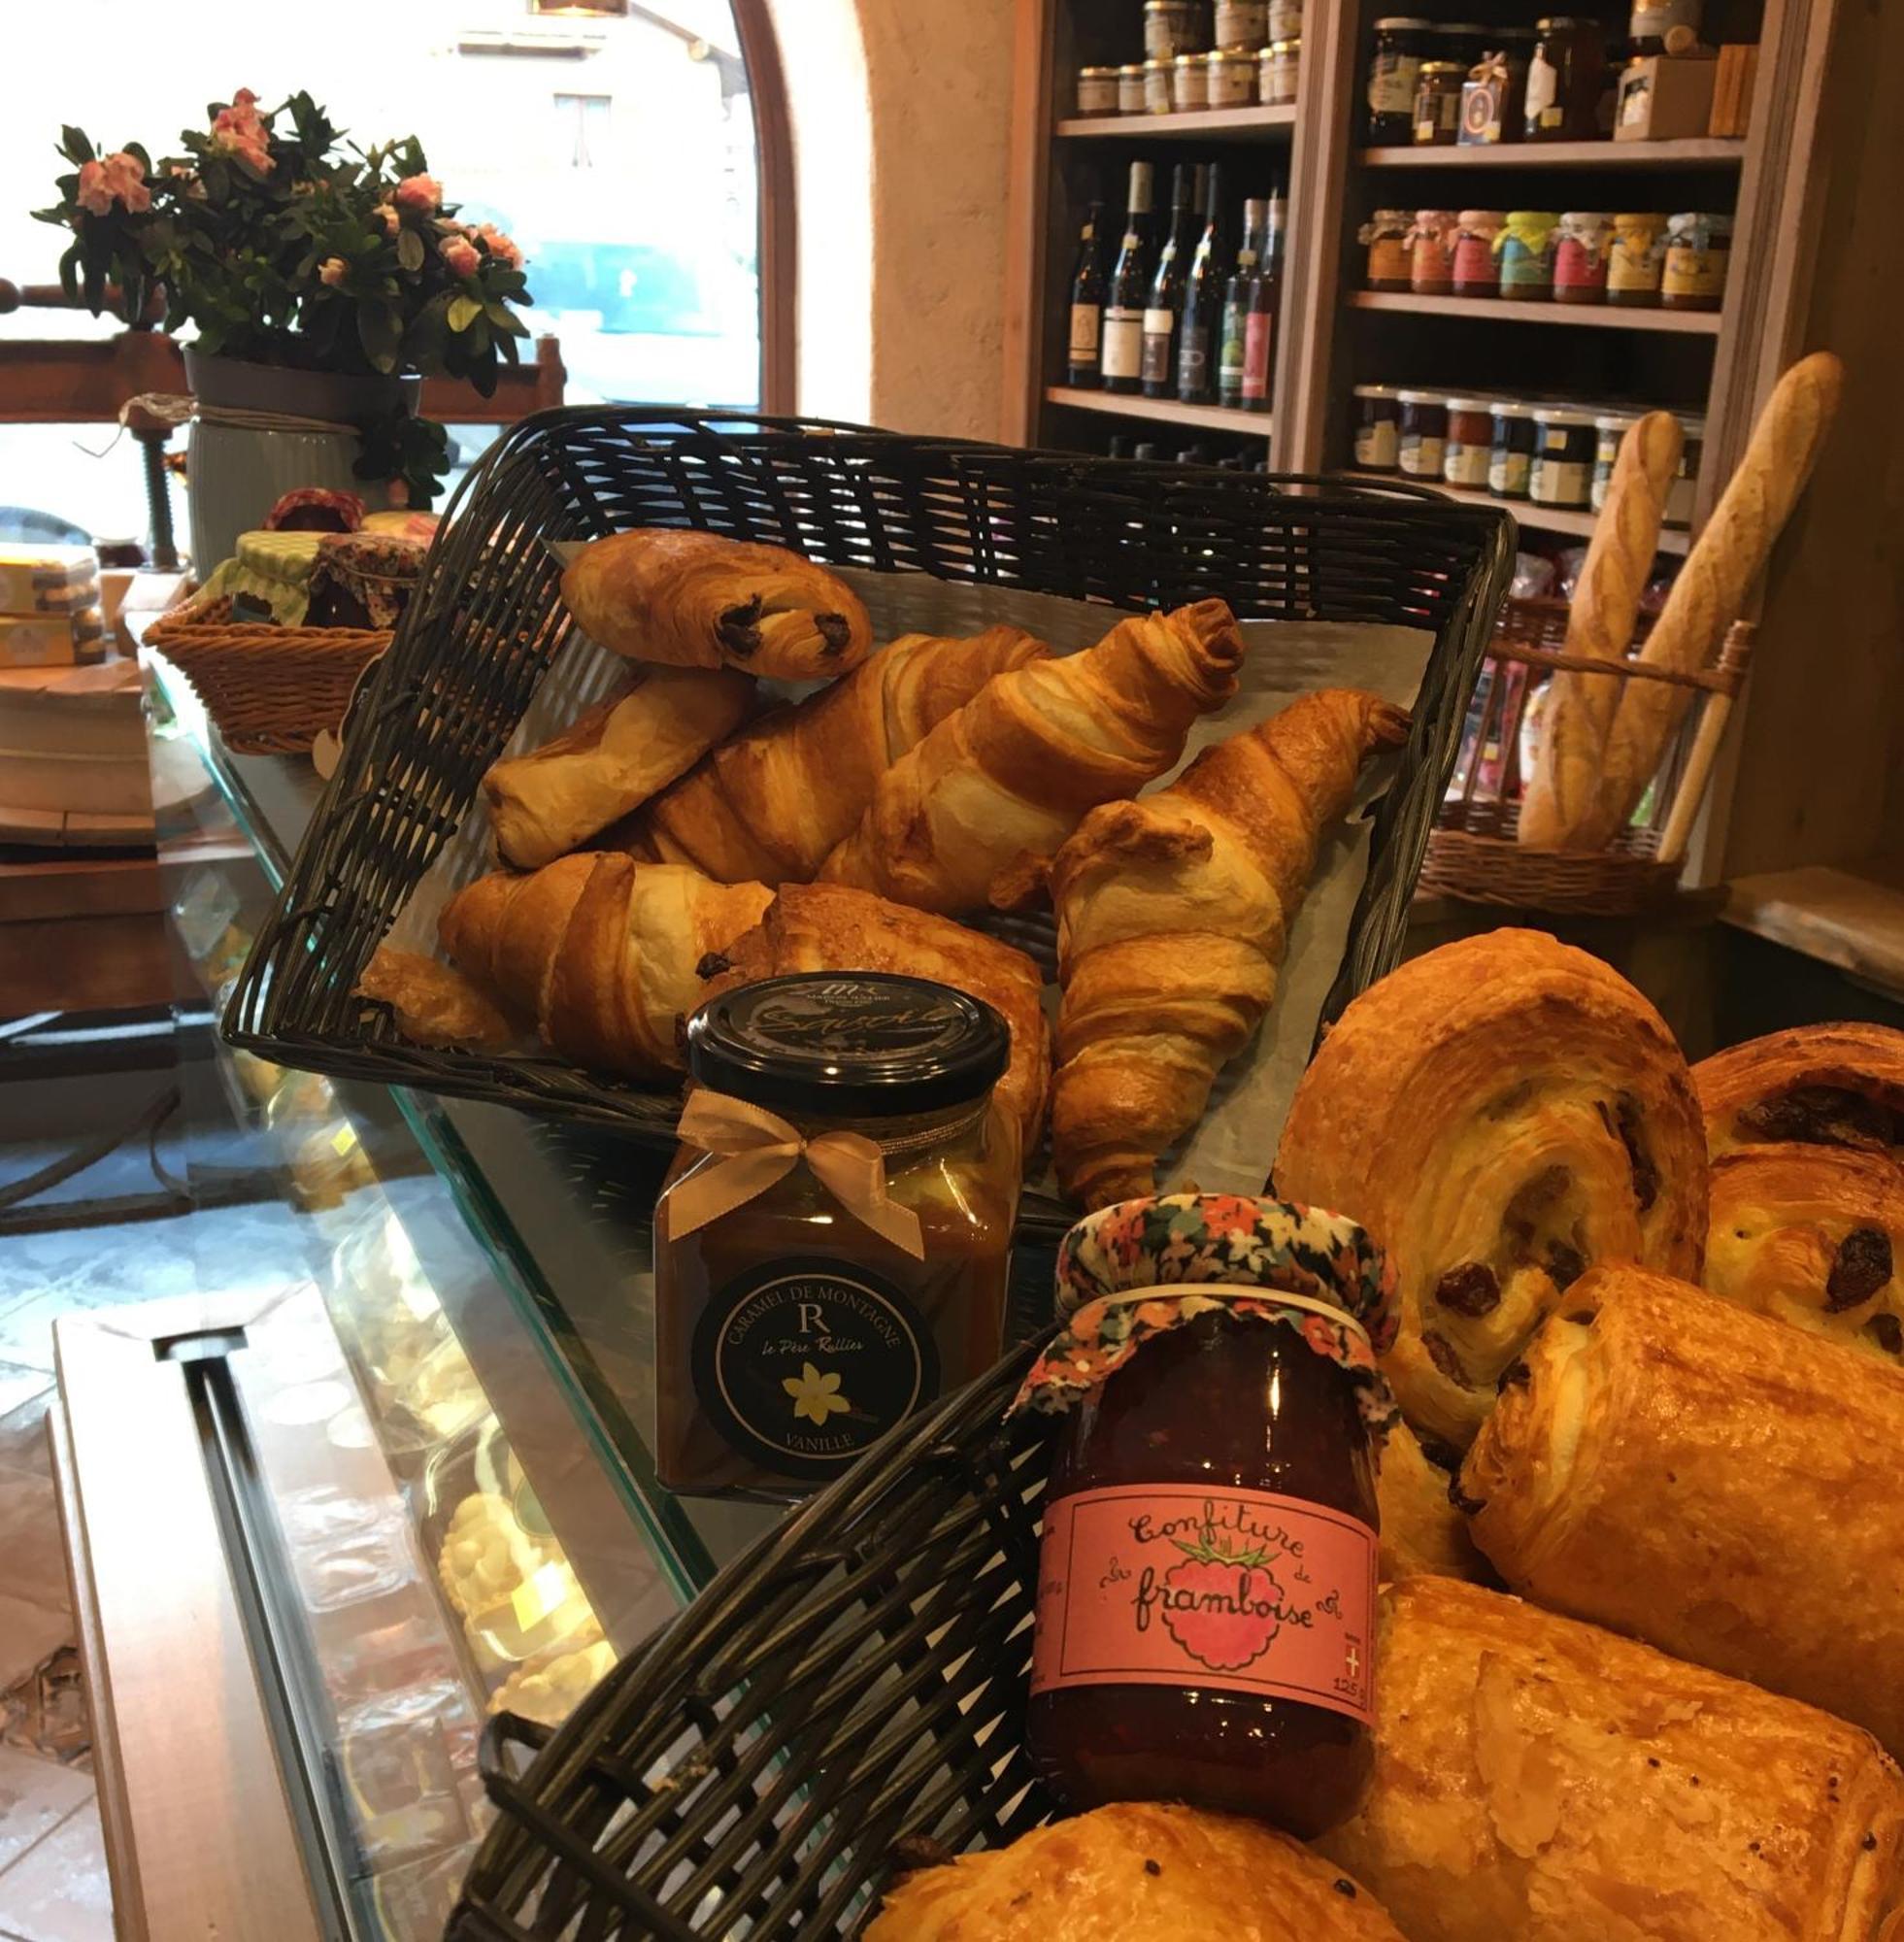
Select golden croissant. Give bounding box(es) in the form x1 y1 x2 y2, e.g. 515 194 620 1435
1048 686 1407 1210
818 599 1245 916
561 528 872 680
612 625 1048 885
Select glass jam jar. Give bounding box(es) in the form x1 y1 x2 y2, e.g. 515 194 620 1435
654 974 1018 1498
1397 387 1449 478
1554 210 1612 303
1607 212 1667 304
1206 46 1259 105
1592 410 1641 511
1217 0 1269 47
1495 210 1560 299
1489 399 1537 499
1077 65 1120 116
1530 406 1598 509
1269 0 1303 41
1444 394 1497 488
1412 60 1466 143
1173 51 1211 111
1146 0 1202 58
1144 55 1177 114
1359 208 1414 290
1118 64 1149 115
1662 211 1732 310
1665 412 1704 528
1353 383 1402 471
1367 17 1434 142
1407 208 1459 293
1453 209 1504 294
1021 1194 1396 1835
1525 16 1607 139
1262 37 1302 104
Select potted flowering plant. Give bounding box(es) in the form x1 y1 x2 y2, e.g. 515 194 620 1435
36 88 532 532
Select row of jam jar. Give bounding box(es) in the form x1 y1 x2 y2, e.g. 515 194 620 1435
1080 1 1305 116
1354 385 1703 520
1360 207 1731 308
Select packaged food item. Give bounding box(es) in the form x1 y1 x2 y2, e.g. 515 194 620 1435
1630 0 1702 53
1412 60 1465 143
1591 410 1643 511
1458 33 1534 141
1662 211 1732 310
1216 0 1269 46
1147 0 1202 58
1145 55 1176 114
1443 395 1497 488
1119 64 1149 114
0 610 107 668
1452 209 1504 294
178 529 325 626
263 486 364 534
1665 412 1704 528
0 543 100 615
1269 0 1303 41
1607 211 1668 304
1525 16 1607 139
654 974 1019 1496
1488 399 1537 499
1553 210 1612 303
1076 64 1120 116
1397 388 1449 479
1262 37 1302 104
1493 210 1560 298
1367 17 1434 142
1206 46 1259 105
1353 383 1402 472
1406 209 1459 294
307 532 429 629
1359 208 1413 290
1530 405 1598 508
1020 1194 1396 1833
1172 51 1210 111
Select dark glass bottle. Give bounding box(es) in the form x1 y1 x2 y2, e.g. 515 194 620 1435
1176 162 1227 405
1100 161 1156 396
1219 196 1266 411
1241 184 1286 415
1065 199 1109 388
1141 163 1201 399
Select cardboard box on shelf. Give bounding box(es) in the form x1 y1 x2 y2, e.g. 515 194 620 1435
1709 44 1759 138
1617 54 1720 141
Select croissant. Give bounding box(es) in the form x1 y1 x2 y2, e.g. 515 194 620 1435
867 1803 1410 1942
1048 687 1408 1209
698 881 1052 1160
612 625 1048 885
439 854 771 1078
818 600 1246 916
484 664 754 870
354 947 515 1050
1317 1575 1904 1942
561 529 872 680
1272 928 1707 1449
1462 1264 1904 1756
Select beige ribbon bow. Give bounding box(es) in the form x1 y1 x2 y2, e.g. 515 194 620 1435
668 1089 925 1259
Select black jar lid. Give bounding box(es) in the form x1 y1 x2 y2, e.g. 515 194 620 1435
685 973 1010 1118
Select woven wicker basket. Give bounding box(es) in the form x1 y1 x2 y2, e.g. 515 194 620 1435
144 613 389 755
1420 595 1753 918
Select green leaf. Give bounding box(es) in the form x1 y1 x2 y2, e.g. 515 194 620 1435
356 298 402 370
396 226 424 274
57 244 80 305
446 294 482 333
59 125 96 165
484 301 527 337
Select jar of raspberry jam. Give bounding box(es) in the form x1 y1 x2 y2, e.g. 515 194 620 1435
1018 1193 1396 1837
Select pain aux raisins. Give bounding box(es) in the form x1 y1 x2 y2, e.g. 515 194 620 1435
1737 1085 1895 1152
1824 1226 1893 1312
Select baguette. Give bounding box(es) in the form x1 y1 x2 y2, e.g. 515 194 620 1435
1517 410 1681 850
1579 352 1843 848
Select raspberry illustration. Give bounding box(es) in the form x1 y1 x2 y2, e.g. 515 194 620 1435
1157 1520 1288 1672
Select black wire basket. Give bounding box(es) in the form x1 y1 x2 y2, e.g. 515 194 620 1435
223 408 1512 1241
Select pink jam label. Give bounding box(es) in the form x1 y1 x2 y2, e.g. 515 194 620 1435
1031 1484 1377 1723
1554 235 1606 291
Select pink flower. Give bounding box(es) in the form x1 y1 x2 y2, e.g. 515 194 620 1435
440 233 480 278
393 173 442 214
76 151 150 217
318 256 348 287
372 203 399 236
473 221 522 269
211 88 271 174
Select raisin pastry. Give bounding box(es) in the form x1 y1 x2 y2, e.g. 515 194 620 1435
1273 928 1707 1449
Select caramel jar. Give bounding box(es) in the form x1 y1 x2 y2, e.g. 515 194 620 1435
655 974 1017 1498
1020 1194 1397 1837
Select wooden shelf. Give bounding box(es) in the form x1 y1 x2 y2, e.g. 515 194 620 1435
1339 471 1692 552
1056 106 1297 142
1348 290 1724 334
1724 859 1904 1000
1359 138 1747 169
1045 385 1273 437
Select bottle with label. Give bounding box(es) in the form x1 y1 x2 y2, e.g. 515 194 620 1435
1219 196 1268 411
1065 199 1109 387
1019 1192 1396 1833
1176 162 1227 404
1101 161 1157 397
654 973 1018 1497
1142 164 1201 399
1241 184 1285 413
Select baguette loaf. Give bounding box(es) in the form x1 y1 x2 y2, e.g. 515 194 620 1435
1517 410 1681 850
1580 352 1843 848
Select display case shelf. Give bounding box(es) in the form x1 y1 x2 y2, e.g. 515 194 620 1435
1044 384 1273 437
1348 290 1725 333
1056 104 1296 141
1338 470 1693 552
1358 137 1748 169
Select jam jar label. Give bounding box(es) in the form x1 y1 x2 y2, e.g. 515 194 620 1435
691 1258 939 1481
1032 1484 1377 1724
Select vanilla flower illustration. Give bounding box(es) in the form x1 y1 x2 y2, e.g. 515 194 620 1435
784 1362 851 1427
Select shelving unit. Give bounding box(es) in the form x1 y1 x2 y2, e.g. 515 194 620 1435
1339 470 1693 552
1358 137 1747 169
1348 289 1725 333
1045 385 1272 435
1058 106 1296 141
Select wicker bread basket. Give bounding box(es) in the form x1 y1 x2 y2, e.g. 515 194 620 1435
144 612 389 755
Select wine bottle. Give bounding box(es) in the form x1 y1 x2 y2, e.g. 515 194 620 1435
1140 164 1198 398
1219 196 1267 412
1099 161 1156 397
1241 183 1286 415
1176 162 1226 405
1065 199 1110 387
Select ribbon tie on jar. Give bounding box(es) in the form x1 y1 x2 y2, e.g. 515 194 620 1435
668 1089 925 1258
